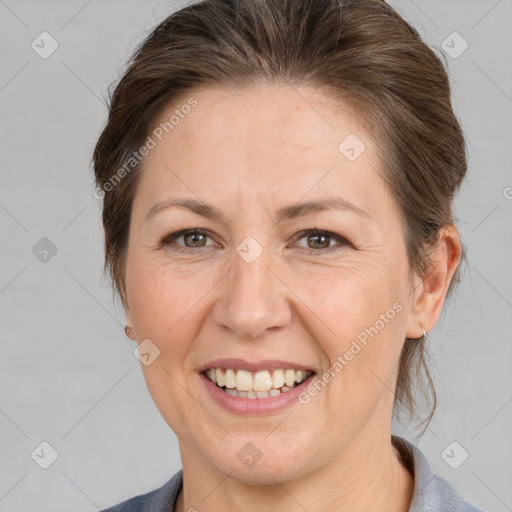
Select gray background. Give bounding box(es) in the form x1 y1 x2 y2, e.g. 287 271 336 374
1 0 511 510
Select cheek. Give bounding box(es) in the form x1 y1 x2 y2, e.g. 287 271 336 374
125 260 209 435
292 258 408 397
296 256 405 335
125 255 204 360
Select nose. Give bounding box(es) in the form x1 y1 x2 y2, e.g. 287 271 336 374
212 246 292 340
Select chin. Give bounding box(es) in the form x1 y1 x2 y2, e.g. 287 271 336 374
201 433 321 485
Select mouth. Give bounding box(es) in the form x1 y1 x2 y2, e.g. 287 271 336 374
203 368 315 399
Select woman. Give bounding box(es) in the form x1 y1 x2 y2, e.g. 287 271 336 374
94 0 483 510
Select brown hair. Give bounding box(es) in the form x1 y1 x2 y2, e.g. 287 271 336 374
92 0 467 431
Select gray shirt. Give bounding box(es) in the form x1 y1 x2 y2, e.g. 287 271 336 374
101 435 484 511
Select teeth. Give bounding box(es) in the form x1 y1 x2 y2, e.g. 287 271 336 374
285 369 296 387
205 367 312 396
295 370 306 383
272 369 285 388
225 369 236 389
253 370 272 391
236 370 253 391
216 368 226 387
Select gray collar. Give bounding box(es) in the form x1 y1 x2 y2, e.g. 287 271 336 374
391 435 483 511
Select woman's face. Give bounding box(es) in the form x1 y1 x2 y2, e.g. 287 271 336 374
124 83 419 483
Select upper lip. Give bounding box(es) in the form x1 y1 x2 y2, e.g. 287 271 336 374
200 358 315 373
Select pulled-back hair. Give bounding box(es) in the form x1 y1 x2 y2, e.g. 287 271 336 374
93 0 467 431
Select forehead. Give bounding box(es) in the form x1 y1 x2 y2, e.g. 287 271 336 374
134 83 395 221
152 82 369 160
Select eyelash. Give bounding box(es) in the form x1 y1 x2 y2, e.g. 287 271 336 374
159 228 350 255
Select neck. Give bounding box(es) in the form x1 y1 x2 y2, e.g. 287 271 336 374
175 430 414 512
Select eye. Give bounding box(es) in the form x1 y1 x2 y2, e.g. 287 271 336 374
158 227 350 255
293 229 349 255
160 228 219 252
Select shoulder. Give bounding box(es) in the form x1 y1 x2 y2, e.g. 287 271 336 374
392 435 485 512
100 470 183 512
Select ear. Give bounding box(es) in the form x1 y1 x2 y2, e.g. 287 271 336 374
124 301 137 341
405 225 462 339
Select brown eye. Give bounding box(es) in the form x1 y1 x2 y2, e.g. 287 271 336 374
161 228 217 251
306 232 331 249
294 229 349 255
183 231 207 247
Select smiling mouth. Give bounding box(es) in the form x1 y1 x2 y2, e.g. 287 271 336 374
203 368 314 399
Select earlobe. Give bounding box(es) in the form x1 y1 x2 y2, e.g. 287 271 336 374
124 309 136 341
405 225 462 339
124 325 135 340
123 294 136 340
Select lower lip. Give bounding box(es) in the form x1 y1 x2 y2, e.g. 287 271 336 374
200 372 315 415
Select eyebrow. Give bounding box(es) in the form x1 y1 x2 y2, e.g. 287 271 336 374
145 196 371 224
